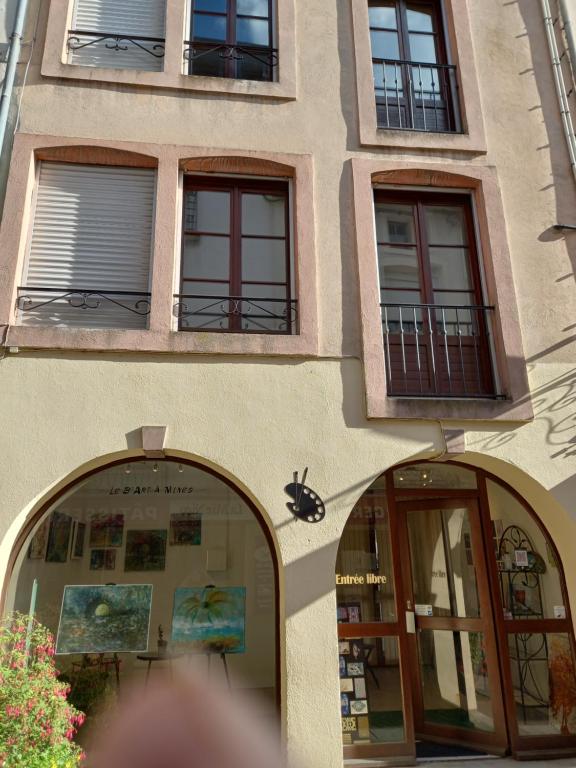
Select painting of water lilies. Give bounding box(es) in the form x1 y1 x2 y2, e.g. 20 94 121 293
56 584 153 654
171 586 246 654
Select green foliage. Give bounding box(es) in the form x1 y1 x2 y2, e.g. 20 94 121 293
0 613 85 768
59 659 114 716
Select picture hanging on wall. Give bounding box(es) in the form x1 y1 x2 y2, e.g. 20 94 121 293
56 584 153 654
71 521 86 560
89 513 124 548
171 586 246 654
124 529 167 571
169 513 202 546
45 512 72 563
90 549 116 571
28 518 49 559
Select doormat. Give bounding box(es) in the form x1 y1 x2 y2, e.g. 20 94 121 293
416 741 489 759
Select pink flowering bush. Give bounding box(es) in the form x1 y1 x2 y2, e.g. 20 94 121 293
0 613 85 767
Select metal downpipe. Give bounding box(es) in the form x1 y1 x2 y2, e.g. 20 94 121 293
541 0 576 183
0 0 32 158
559 0 576 78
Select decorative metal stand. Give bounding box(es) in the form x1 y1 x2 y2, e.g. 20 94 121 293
497 525 549 724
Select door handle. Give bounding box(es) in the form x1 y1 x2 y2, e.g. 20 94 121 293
405 610 416 634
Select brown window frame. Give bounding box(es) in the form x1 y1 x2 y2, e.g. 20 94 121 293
375 189 498 398
187 0 277 82
369 0 461 132
179 175 294 335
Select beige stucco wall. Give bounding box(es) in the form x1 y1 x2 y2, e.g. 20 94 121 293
0 0 576 765
0 356 575 767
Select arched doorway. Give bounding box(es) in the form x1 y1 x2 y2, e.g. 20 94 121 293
3 457 279 749
336 462 576 762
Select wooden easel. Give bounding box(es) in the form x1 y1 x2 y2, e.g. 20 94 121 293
206 651 231 690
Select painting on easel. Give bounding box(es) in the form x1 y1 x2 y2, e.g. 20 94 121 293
171 586 245 654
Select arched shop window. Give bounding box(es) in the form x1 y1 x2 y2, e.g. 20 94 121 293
336 463 576 762
4 459 278 746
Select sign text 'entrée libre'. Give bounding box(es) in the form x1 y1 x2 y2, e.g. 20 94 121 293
336 573 387 585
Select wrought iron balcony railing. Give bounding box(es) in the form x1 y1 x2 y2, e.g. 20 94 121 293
67 30 166 59
373 58 461 133
16 287 151 330
381 302 503 399
183 42 278 81
174 294 297 334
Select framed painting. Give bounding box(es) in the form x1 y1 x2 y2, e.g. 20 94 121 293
56 584 153 654
90 549 116 571
71 521 86 560
28 518 49 559
45 512 72 563
89 513 124 548
124 529 167 571
171 586 246 654
169 513 201 546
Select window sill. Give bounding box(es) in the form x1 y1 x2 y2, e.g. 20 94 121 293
360 123 486 153
40 58 297 100
369 395 532 421
5 326 318 356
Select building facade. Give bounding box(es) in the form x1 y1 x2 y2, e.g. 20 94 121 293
1 0 576 764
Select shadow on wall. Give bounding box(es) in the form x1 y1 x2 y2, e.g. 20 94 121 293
466 361 576 458
517 0 576 285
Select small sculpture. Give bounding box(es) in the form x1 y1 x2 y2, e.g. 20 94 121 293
157 624 167 657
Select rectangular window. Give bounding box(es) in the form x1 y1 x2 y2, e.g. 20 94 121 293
17 163 155 330
68 0 166 71
185 0 277 81
375 190 497 397
369 0 460 132
177 176 295 334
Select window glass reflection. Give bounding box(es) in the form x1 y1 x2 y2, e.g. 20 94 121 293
487 480 566 621
407 506 480 619
509 633 576 735
336 497 396 623
420 630 495 732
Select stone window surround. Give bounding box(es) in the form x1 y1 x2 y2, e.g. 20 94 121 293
351 0 487 153
41 0 296 100
351 159 533 421
0 133 318 356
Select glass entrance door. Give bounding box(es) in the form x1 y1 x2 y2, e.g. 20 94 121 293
398 497 508 755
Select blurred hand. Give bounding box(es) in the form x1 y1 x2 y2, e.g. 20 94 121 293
89 675 284 768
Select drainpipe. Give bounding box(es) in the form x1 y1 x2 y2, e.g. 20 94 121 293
0 0 32 158
559 0 576 77
541 0 576 183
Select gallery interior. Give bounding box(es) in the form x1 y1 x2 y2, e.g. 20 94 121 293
5 459 278 741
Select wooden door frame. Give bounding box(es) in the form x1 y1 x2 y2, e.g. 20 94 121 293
339 487 417 762
339 462 576 762
395 495 509 755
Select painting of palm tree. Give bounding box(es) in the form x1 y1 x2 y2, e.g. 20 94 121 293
171 586 245 653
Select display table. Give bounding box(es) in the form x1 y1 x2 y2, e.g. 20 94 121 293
136 652 183 685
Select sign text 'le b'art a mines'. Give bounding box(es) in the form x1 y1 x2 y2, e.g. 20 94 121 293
336 573 388 585
108 486 194 496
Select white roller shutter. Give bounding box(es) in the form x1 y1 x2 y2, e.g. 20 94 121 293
19 162 155 330
69 0 166 72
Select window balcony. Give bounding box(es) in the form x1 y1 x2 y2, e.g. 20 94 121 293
16 287 152 330
183 42 278 81
173 294 297 334
373 59 461 133
381 302 503 399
